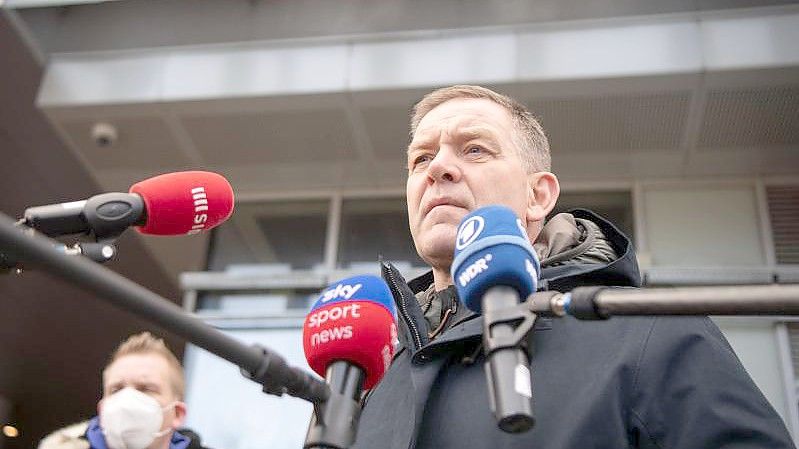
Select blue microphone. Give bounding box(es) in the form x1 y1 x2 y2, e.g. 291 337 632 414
451 205 540 433
451 205 540 312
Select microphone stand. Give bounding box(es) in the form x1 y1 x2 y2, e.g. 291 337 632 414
528 285 799 319
0 211 329 404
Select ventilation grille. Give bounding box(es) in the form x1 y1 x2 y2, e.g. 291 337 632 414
767 185 799 265
528 92 691 153
699 86 799 149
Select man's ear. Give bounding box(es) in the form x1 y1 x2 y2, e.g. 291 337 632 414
171 401 187 428
526 171 560 224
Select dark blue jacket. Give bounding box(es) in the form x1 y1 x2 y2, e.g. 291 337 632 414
354 210 795 449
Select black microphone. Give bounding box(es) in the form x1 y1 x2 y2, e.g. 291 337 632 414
451 205 541 433
22 171 234 238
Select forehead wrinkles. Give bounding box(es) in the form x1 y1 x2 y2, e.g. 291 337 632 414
410 114 487 150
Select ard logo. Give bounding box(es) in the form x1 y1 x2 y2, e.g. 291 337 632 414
456 216 485 250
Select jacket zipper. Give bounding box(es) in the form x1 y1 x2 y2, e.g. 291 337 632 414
385 264 423 350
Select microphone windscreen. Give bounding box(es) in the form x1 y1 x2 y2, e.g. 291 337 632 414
303 275 397 390
129 171 234 235
451 205 540 313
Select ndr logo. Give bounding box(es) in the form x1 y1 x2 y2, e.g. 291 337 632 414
456 216 485 250
458 254 492 287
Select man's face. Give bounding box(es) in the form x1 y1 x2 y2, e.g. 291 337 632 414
407 98 534 269
100 353 184 436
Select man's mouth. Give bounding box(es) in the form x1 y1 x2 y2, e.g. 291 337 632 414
423 197 466 216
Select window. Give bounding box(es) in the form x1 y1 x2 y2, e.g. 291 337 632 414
183 328 313 449
208 200 329 271
337 198 424 270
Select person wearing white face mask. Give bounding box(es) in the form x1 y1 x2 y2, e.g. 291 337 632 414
86 332 191 449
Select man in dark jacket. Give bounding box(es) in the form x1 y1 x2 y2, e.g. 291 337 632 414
353 85 795 449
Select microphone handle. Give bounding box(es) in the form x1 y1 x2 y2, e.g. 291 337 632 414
483 286 535 433
24 200 88 236
304 361 365 449
23 192 145 238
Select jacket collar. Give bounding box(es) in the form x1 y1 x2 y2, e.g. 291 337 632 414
383 209 640 358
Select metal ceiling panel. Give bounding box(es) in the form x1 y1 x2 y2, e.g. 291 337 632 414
182 108 358 165
529 91 692 153
699 85 799 149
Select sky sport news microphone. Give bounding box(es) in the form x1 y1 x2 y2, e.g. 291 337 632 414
303 275 397 449
349 84 795 449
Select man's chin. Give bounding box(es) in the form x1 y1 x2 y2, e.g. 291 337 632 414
417 236 457 268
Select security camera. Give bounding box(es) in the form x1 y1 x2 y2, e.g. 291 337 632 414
90 122 118 147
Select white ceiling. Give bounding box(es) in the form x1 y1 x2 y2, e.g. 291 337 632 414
40 72 799 192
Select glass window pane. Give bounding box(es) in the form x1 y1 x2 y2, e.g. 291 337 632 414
183 328 311 449
197 290 317 313
208 200 329 271
338 198 425 269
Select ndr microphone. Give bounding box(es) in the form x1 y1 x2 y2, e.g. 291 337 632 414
22 171 234 238
302 275 397 449
451 205 540 433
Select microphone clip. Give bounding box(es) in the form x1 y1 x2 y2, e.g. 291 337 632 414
1 222 119 274
483 300 538 355
240 343 291 397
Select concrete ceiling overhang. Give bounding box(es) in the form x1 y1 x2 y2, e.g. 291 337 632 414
22 5 799 283
33 6 799 192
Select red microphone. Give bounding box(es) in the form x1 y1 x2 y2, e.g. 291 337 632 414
130 171 234 235
23 171 234 238
303 275 397 390
302 275 397 449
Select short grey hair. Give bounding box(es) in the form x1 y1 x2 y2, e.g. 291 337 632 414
410 85 551 172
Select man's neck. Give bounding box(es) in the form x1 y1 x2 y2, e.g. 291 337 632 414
432 267 453 291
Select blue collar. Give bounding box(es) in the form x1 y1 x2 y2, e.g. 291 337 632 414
86 416 191 449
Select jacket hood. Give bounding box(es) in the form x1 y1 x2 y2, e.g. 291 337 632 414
403 208 640 296
538 208 641 292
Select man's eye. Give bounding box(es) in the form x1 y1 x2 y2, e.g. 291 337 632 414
410 154 432 169
465 145 485 155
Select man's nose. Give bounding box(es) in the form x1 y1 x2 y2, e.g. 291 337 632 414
426 149 461 184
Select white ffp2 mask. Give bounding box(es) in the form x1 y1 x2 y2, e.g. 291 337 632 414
100 387 174 449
